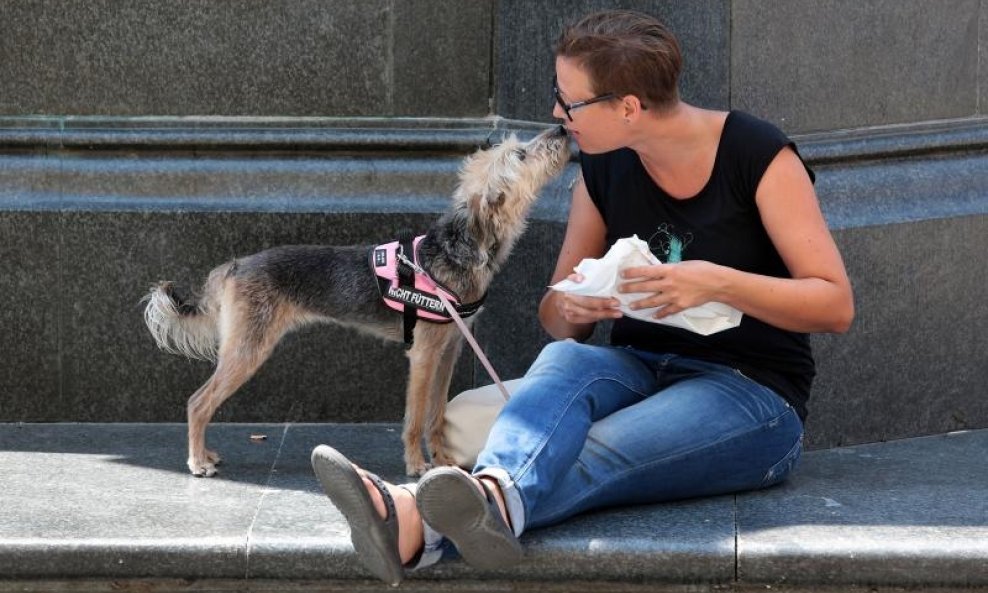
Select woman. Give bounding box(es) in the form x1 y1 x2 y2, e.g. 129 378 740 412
311 9 854 586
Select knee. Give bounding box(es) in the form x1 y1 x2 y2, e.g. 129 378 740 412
528 339 596 377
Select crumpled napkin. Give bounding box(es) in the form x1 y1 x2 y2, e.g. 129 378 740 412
550 235 743 336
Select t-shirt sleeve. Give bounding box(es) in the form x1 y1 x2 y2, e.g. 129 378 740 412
738 114 815 195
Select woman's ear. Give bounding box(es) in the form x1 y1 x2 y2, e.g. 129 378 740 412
622 95 646 121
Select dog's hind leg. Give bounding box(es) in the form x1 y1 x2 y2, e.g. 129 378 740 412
186 347 269 477
424 329 464 468
187 292 295 477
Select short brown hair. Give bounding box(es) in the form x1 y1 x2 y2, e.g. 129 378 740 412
555 10 682 112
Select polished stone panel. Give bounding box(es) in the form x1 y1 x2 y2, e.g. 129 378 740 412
3 0 980 129
496 0 730 122
393 1 493 117
0 212 60 417
793 132 988 449
981 1 988 115
738 430 988 586
54 210 473 424
805 216 988 450
0 1 497 118
732 0 981 133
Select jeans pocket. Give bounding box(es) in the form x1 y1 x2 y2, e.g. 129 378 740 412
760 433 803 488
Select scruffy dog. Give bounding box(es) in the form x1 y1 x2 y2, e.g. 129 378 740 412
143 126 570 477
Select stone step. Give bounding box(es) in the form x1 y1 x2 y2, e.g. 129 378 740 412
0 423 985 590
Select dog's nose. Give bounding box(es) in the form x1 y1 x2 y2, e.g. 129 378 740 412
555 125 568 137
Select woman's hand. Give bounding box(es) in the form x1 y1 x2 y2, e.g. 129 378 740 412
552 272 624 324
618 260 726 319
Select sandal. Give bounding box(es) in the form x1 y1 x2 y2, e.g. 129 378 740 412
416 467 523 570
310 445 404 586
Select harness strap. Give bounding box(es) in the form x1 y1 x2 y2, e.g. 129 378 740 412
411 239 488 318
371 235 488 347
367 235 507 397
424 278 511 402
398 237 418 345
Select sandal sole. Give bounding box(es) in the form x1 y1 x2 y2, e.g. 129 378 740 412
417 468 523 570
311 445 403 586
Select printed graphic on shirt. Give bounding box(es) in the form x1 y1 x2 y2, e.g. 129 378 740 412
647 223 692 263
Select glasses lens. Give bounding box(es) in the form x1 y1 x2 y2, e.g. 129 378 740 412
553 77 574 121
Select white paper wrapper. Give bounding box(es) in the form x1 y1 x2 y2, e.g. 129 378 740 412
551 235 743 336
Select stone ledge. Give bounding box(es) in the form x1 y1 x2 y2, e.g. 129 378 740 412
2 115 988 161
0 117 546 153
0 424 985 590
2 116 986 229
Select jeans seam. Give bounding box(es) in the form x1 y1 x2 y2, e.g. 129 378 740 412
731 368 790 405
760 432 804 487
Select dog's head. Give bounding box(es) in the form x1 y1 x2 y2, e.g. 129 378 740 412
453 126 571 267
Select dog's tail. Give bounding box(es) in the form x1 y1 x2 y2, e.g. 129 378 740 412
143 263 233 361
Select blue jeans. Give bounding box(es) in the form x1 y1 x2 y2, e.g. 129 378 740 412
473 340 804 535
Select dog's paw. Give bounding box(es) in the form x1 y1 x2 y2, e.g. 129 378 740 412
430 449 455 468
188 457 219 477
404 448 430 476
404 459 432 477
205 449 222 465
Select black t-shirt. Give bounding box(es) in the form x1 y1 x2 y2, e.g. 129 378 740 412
580 110 815 419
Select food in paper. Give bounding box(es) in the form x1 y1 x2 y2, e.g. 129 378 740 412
550 236 742 336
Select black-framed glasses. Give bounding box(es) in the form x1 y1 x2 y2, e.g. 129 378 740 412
553 75 617 121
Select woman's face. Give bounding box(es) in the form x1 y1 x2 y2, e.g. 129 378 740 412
553 56 627 154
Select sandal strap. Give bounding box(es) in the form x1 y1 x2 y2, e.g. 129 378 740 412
368 475 426 569
477 477 513 533
363 472 399 535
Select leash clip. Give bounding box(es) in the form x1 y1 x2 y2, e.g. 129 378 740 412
396 250 426 276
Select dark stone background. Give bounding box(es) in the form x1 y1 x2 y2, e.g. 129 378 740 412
0 1 986 450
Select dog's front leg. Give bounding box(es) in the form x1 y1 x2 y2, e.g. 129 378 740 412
403 323 457 476
402 342 433 476
424 329 464 468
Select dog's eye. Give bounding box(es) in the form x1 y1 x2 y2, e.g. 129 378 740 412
515 149 527 161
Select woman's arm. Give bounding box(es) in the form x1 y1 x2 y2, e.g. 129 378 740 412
620 147 854 334
538 176 620 340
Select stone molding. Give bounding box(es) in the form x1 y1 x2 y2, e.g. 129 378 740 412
3 115 985 163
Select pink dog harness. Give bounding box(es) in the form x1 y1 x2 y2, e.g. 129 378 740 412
371 235 485 344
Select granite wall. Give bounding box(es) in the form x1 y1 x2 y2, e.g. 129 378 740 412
0 0 493 118
1 1 986 450
4 1 985 129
